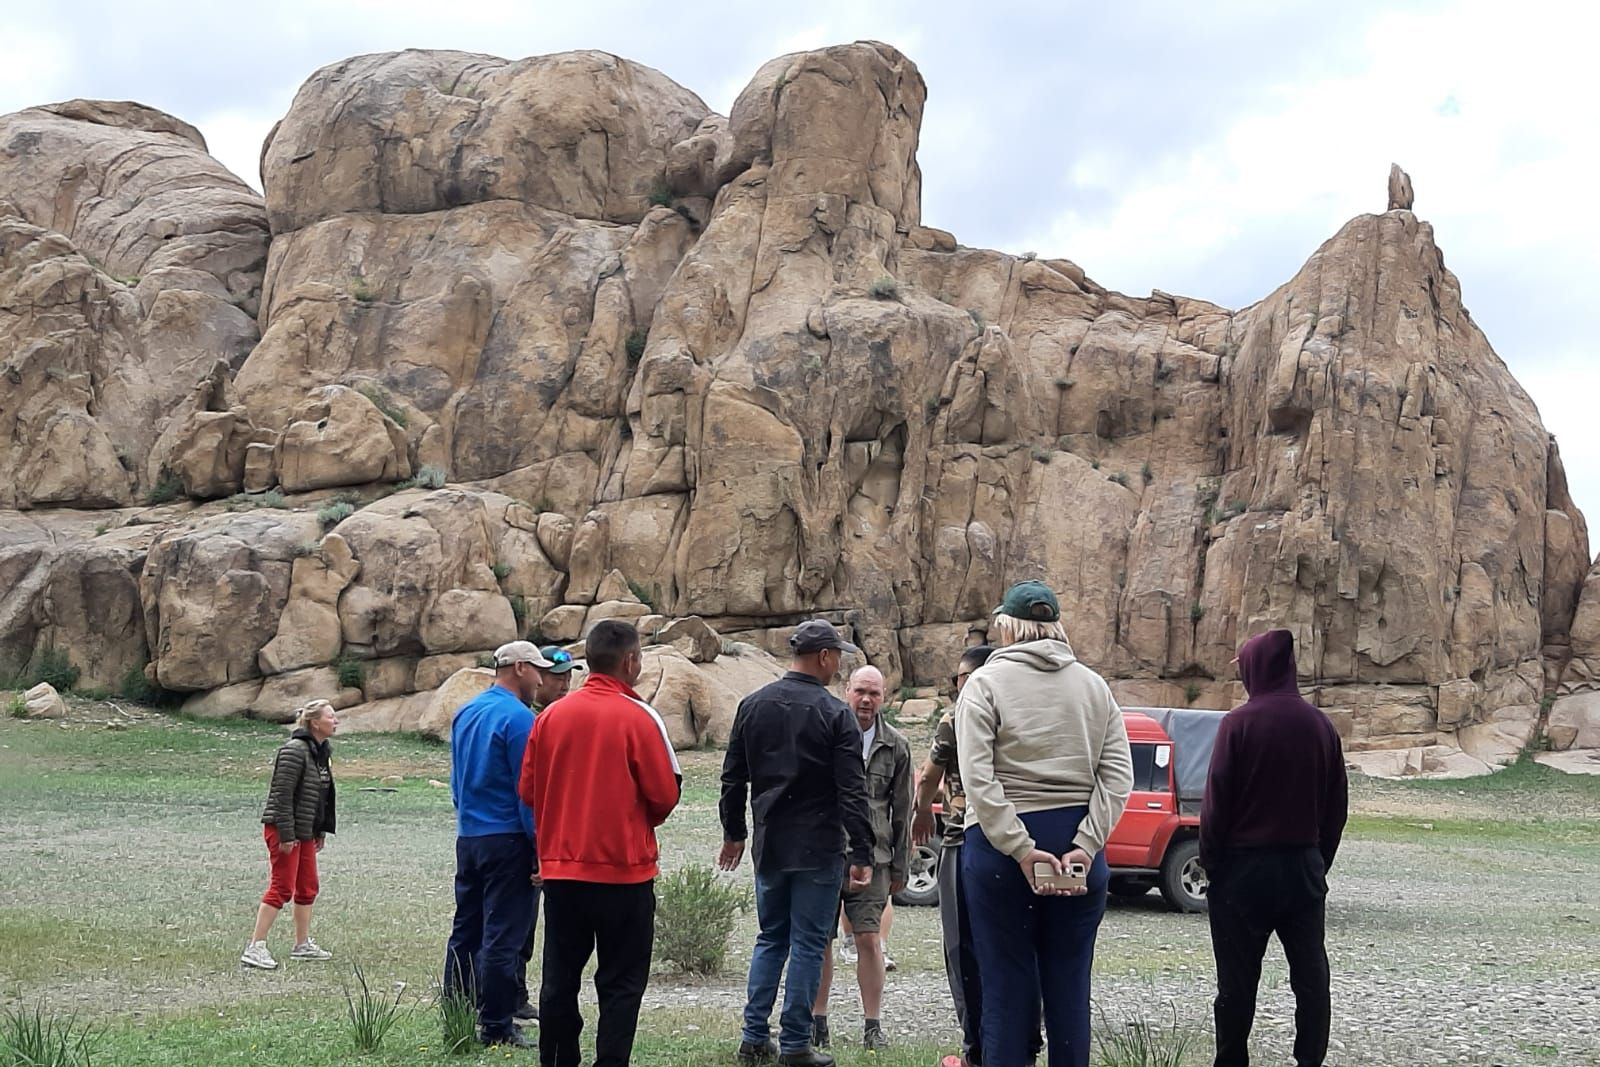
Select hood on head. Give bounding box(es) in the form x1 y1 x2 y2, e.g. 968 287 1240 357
1237 629 1299 696
987 637 1077 673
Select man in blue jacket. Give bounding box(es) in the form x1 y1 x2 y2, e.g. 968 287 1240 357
444 640 552 1050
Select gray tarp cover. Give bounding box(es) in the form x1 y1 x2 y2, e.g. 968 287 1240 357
1125 706 1227 806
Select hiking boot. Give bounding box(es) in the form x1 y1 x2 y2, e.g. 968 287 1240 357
778 1049 834 1067
513 1000 539 1023
737 1039 778 1064
884 953 897 973
289 938 333 961
482 1026 534 1049
812 1015 831 1049
863 1025 889 1051
240 940 277 970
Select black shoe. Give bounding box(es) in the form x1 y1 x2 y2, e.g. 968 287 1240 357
513 1000 539 1023
812 1016 831 1050
863 1025 889 1051
738 1039 778 1064
481 1025 534 1049
778 1049 834 1067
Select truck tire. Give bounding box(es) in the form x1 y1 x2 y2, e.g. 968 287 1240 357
1108 877 1152 900
1158 838 1209 913
893 843 941 907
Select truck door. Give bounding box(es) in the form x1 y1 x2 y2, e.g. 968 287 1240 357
1105 741 1175 868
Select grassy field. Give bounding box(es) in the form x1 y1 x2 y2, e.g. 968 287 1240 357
2 704 1598 1065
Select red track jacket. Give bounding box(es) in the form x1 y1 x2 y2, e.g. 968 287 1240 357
519 672 682 883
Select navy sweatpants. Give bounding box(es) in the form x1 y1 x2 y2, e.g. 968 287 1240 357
443 832 536 1040
962 806 1109 1067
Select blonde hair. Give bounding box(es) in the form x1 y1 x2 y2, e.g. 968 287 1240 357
293 700 334 729
990 613 1069 647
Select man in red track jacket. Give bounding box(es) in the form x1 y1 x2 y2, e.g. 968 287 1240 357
519 619 681 1067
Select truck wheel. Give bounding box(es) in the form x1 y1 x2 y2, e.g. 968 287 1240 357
1158 838 1209 913
1108 878 1151 899
893 843 941 907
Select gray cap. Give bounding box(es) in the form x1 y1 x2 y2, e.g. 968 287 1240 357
788 620 860 655
492 640 554 669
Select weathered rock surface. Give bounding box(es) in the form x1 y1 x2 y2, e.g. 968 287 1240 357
0 45 1590 771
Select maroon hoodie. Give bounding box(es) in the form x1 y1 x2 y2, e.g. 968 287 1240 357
1199 630 1348 872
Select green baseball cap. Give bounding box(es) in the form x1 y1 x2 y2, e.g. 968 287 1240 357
995 580 1061 622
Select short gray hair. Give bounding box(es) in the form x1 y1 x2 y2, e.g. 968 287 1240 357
990 613 1069 647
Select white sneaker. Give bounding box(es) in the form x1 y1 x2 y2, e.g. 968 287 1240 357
241 940 278 970
839 933 858 965
290 938 333 961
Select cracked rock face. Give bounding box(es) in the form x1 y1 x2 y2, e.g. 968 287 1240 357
0 44 1591 767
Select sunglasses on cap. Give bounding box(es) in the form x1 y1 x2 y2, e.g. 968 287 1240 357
547 649 574 667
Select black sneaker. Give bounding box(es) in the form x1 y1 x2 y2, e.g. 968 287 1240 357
481 1025 534 1049
738 1039 778 1064
513 1000 539 1024
812 1016 831 1050
778 1049 834 1067
863 1025 889 1051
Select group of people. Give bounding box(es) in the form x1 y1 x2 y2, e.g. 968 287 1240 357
242 579 1349 1067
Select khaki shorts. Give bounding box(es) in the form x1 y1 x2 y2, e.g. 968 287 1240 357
831 866 890 936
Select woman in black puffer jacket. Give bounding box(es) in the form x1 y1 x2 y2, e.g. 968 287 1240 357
241 699 339 970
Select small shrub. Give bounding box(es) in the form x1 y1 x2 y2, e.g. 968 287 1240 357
342 962 402 1053
1184 683 1202 707
509 595 528 630
1189 603 1205 623
1154 361 1173 382
626 578 658 612
1069 342 1081 355
350 276 377 304
412 464 446 489
0 999 98 1066
654 864 753 976
144 468 184 505
1091 459 1101 470
334 654 366 691
1032 447 1051 464
625 328 649 365
28 647 80 693
968 308 986 329
114 446 134 471
1116 572 1126 588
868 276 900 301
1141 461 1154 484
1109 472 1129 488
435 979 477 1056
648 181 674 207
94 523 109 537
228 489 288 512
319 501 355 527
1091 1001 1196 1067
491 561 512 581
534 497 555 514
119 662 183 709
925 397 941 421
475 653 496 669
7 692 27 718
357 384 408 429
1056 377 1076 390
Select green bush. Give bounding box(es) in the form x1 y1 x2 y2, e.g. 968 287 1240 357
357 384 407 428
869 276 900 301
968 308 986 329
1189 603 1205 623
334 655 366 691
1141 461 1154 484
350 276 377 304
654 864 753 976
648 181 674 207
1109 472 1129 488
1183 683 1202 707
625 328 649 365
435 980 476 1056
22 648 80 694
412 464 446 489
1056 377 1075 390
509 595 528 631
491 561 512 580
626 578 658 612
143 468 184 506
6 692 27 719
318 502 355 527
0 999 97 1066
118 663 183 709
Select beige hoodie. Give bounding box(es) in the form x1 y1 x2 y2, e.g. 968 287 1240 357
955 637 1133 861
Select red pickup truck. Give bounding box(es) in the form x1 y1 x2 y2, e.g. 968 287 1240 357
897 707 1220 913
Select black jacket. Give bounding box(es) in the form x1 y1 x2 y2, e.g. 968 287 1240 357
261 729 337 842
720 671 872 872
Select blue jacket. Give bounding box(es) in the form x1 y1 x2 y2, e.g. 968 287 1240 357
450 684 536 839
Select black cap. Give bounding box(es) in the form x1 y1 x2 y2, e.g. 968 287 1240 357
788 620 861 655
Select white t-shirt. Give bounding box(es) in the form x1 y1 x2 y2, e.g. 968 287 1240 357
861 723 876 761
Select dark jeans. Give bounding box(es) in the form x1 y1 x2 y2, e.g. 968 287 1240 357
514 881 543 1011
742 860 844 1053
540 879 656 1067
939 840 1042 1065
443 833 536 1040
963 806 1108 1067
1208 847 1331 1067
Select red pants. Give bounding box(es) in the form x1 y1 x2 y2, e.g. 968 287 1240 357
261 825 320 908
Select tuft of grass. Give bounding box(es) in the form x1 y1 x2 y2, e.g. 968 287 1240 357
653 864 753 976
475 653 496 669
626 578 658 612
0 999 98 1067
319 501 355 528
93 523 109 537
1184 682 1202 706
434 979 477 1056
1141 461 1154 484
648 181 673 207
6 692 27 718
341 962 402 1053
1109 472 1129 488
1092 1001 1197 1067
1091 458 1101 470
143 468 184 506
869 276 900 301
356 384 407 429
1056 377 1075 390
491 561 512 581
625 328 649 365
349 275 377 304
226 489 286 512
1190 603 1205 623
509 594 528 631
1032 447 1051 464
411 464 445 489
334 654 366 691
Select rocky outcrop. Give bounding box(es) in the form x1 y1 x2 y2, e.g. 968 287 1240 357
0 45 1589 771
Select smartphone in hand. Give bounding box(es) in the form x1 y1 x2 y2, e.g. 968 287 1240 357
1033 861 1088 892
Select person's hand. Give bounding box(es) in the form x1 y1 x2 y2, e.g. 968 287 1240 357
1054 847 1092 897
278 839 297 855
315 836 326 853
911 810 935 847
848 864 873 890
717 840 746 871
1019 848 1062 895
890 879 906 896
530 867 543 887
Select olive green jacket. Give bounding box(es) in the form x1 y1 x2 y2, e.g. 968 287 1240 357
260 729 336 843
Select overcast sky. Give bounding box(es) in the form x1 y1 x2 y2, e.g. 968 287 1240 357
5 1 1597 540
